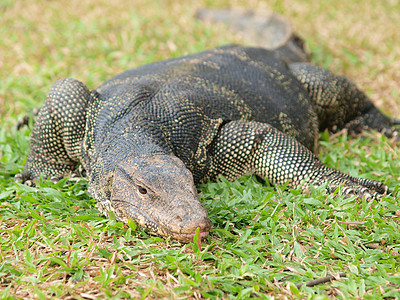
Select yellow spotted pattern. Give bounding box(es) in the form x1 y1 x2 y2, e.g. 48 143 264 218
19 45 392 219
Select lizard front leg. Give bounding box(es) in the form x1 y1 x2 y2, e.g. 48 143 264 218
16 78 91 183
207 120 388 199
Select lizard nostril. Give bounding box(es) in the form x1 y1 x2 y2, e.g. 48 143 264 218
175 215 183 222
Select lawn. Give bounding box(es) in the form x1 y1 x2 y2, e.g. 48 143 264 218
1 0 400 299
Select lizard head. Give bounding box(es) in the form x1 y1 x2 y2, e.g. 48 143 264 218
108 154 211 243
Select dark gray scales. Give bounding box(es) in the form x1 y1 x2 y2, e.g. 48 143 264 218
17 45 397 242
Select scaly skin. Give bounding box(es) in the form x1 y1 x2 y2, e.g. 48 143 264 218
16 45 396 242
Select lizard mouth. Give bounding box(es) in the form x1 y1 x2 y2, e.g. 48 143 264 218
112 200 210 243
179 231 210 242
162 229 210 243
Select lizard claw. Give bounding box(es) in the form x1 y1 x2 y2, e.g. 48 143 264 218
14 172 36 187
14 173 34 186
14 173 24 183
343 185 385 200
326 178 389 201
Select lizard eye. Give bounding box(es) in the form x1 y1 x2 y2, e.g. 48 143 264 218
138 186 147 195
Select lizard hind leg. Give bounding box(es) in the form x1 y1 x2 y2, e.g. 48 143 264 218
344 106 400 139
15 78 91 183
389 118 400 126
288 62 399 138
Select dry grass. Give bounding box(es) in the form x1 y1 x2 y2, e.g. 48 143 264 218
2 0 400 118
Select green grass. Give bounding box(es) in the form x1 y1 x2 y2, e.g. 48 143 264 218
1 0 400 298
